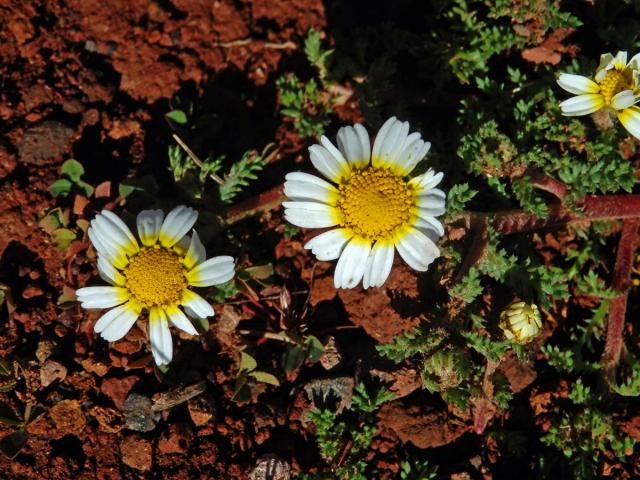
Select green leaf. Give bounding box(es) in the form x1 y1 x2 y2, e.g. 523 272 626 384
0 429 27 459
232 374 251 402
239 352 257 372
305 335 324 363
250 371 280 386
165 110 188 124
48 179 72 198
192 316 209 333
24 405 45 425
118 175 158 198
243 264 274 281
281 345 305 374
61 159 85 182
0 358 13 376
280 108 300 118
39 211 63 233
0 401 22 426
76 180 95 197
54 229 76 249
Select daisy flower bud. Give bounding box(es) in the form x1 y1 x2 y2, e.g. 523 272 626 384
499 301 542 344
283 117 446 289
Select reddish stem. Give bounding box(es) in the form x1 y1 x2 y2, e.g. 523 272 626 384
602 218 640 379
224 184 284 225
528 169 569 201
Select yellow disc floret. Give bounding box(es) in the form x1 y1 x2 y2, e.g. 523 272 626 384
123 246 187 308
599 69 632 105
336 166 414 241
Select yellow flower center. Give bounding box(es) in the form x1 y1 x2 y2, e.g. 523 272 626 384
336 166 414 241
123 246 187 308
599 69 631 104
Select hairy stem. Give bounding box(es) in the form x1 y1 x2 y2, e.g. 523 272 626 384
602 218 640 382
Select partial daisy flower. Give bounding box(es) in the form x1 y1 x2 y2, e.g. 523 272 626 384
283 117 446 289
76 206 235 366
557 51 640 139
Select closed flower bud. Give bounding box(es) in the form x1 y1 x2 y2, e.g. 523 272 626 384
500 301 542 343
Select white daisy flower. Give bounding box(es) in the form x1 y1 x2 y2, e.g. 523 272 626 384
76 206 235 366
557 50 640 139
283 117 446 289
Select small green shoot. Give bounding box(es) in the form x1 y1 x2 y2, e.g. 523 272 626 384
49 159 94 198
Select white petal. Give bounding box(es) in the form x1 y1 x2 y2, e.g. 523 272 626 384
304 228 352 261
334 239 372 289
88 227 128 270
76 286 129 309
559 94 604 116
159 205 198 248
363 241 394 289
418 192 446 216
556 74 599 95
414 216 445 242
371 116 397 162
182 305 204 319
309 144 349 183
92 213 138 256
150 307 173 366
100 210 139 252
181 290 215 318
97 256 125 286
394 228 439 272
394 136 430 176
186 255 235 287
283 201 338 228
372 117 410 170
136 209 164 246
595 53 615 82
618 107 640 140
166 305 198 335
183 230 206 270
337 123 371 168
409 169 444 190
628 52 640 71
284 172 338 203
615 51 628 68
173 234 191 256
96 302 141 342
611 90 637 110
417 202 446 218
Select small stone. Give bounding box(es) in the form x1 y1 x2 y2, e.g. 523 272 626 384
35 339 58 363
101 375 139 409
303 376 354 413
40 360 67 387
250 454 291 480
319 336 342 371
157 423 193 454
0 145 16 179
188 394 216 427
120 435 152 471
50 399 86 436
88 405 124 434
123 393 160 432
18 121 74 165
80 357 110 377
22 284 44 299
